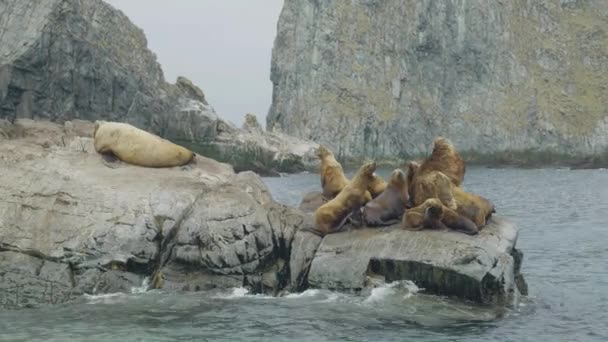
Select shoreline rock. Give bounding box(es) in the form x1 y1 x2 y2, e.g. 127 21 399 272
0 0 317 176
0 121 525 310
0 120 311 308
306 218 525 306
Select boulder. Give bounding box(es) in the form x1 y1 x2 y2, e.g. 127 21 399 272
298 191 326 213
306 218 525 306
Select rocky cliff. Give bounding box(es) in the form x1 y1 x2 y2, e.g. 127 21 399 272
0 0 317 175
268 0 608 166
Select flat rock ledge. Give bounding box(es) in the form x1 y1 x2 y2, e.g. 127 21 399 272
294 192 527 306
0 124 525 309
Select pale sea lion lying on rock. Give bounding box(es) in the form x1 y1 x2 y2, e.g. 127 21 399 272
93 121 194 168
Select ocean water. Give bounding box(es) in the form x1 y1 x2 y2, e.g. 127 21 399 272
1 167 607 341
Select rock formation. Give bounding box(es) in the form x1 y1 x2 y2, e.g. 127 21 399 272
0 0 317 175
268 0 608 166
0 121 526 308
0 119 311 307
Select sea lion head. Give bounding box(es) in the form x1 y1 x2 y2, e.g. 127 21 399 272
316 145 332 159
390 169 406 186
424 198 444 219
93 120 106 138
432 136 454 154
356 161 377 181
406 160 420 183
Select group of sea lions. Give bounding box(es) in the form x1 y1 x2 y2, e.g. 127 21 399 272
309 137 495 236
91 121 494 237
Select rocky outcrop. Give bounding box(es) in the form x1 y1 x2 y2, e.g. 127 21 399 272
0 121 525 308
189 113 319 176
0 0 317 175
306 218 525 306
294 190 525 305
268 0 608 166
0 120 311 308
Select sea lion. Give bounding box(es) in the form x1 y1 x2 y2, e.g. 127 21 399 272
93 121 194 168
367 173 388 198
306 161 377 236
403 198 478 235
452 187 495 228
360 169 409 226
416 137 465 186
410 169 495 229
317 145 349 199
410 170 458 210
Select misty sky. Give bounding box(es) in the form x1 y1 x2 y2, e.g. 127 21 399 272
104 0 284 126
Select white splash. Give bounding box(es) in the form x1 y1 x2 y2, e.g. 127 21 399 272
84 292 127 305
284 289 321 298
130 277 150 294
364 280 420 303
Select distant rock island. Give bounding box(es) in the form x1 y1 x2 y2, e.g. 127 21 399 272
268 0 608 168
0 0 317 176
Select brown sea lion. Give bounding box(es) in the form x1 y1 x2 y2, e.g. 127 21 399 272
317 145 349 199
410 169 495 229
452 187 495 228
403 198 478 235
360 169 409 226
367 173 388 198
93 121 194 168
410 170 458 209
305 161 377 237
416 137 465 186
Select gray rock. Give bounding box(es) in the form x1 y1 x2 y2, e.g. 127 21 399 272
289 230 322 291
0 121 526 308
307 218 525 305
0 0 318 175
0 120 310 308
268 0 608 166
298 191 326 213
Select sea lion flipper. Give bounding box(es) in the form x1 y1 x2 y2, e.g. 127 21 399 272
298 227 325 237
334 210 356 233
376 219 402 227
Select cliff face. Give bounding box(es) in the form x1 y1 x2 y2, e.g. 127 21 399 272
268 0 608 162
0 0 318 174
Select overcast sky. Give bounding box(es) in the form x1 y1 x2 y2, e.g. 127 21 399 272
104 0 284 126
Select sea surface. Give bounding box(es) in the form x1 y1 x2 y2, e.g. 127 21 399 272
1 167 607 341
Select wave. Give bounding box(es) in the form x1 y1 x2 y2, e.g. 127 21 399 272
364 280 421 304
130 277 150 294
